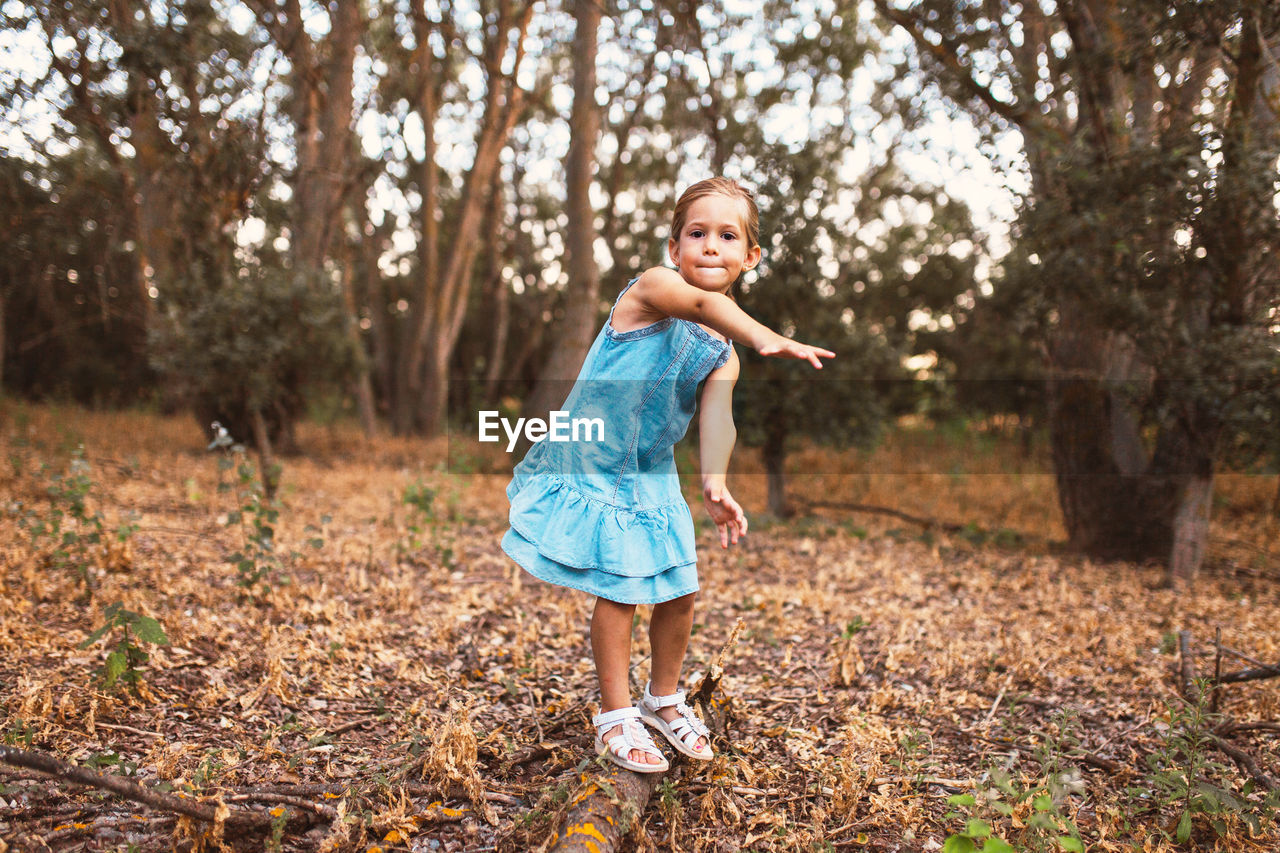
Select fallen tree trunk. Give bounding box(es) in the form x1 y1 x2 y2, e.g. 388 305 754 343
546 618 745 852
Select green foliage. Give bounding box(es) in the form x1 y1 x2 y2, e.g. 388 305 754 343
152 260 354 451
12 446 134 589
1127 690 1278 844
945 712 1087 852
400 478 456 568
210 423 283 592
79 601 169 695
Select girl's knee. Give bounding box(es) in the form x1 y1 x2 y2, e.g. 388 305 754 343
657 592 697 612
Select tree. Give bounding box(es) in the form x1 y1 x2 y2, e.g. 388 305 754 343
521 0 604 426
875 0 1280 582
398 0 537 435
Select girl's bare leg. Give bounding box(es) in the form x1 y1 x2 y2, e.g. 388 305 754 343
591 596 662 765
648 592 708 752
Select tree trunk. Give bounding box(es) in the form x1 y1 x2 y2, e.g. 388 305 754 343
286 0 359 278
763 424 791 518
522 0 603 427
405 1 535 436
249 406 280 498
0 287 6 390
1169 473 1213 585
340 248 377 436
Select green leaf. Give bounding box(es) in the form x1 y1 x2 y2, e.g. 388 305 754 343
132 616 169 645
103 649 128 687
1057 837 1084 852
942 836 976 853
964 818 992 839
1034 794 1053 811
983 839 1015 853
1175 810 1192 843
80 622 111 648
947 793 977 807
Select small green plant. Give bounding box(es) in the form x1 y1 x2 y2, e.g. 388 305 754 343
210 422 282 592
401 477 455 567
80 602 169 695
13 446 133 589
842 615 868 638
3 718 37 748
944 710 1087 853
1128 688 1278 843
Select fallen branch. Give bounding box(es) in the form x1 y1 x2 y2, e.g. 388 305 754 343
1211 662 1280 686
1209 734 1280 793
544 619 745 852
1173 634 1279 792
801 500 964 532
1178 630 1197 699
545 766 665 853
0 744 298 832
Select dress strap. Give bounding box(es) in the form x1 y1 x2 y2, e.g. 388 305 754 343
605 277 640 330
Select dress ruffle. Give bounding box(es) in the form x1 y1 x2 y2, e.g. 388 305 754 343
502 527 698 604
505 468 697 577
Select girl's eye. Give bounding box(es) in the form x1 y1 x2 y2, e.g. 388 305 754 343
689 229 704 238
721 232 737 241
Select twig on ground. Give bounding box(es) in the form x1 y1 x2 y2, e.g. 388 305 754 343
801 500 964 533
1209 734 1280 793
1178 630 1197 699
0 744 298 832
224 791 338 818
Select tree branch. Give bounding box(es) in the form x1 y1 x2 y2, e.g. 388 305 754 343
0 745 293 832
871 0 1063 144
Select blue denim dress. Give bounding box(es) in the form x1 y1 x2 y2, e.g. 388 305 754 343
502 279 732 604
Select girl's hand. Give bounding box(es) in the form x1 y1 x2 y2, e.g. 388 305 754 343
703 484 748 549
756 332 835 369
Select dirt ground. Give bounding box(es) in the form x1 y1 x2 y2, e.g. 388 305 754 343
2 402 1278 851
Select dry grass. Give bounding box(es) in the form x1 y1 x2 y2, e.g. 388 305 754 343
1 399 1278 852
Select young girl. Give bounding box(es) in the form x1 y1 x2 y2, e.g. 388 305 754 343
502 178 832 772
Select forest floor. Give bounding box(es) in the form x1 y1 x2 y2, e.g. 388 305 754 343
2 401 1279 852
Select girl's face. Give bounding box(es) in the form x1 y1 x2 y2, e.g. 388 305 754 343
668 194 761 293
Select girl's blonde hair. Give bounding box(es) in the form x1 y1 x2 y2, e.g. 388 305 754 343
671 177 760 249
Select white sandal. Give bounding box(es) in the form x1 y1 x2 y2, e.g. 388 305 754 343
639 682 713 761
592 707 670 773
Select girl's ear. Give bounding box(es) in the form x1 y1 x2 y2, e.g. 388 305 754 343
668 236 680 265
742 244 762 271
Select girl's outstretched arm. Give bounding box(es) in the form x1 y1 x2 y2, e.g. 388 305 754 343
699 348 747 549
631 268 834 368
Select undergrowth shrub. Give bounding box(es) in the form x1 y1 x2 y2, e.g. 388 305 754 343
943 712 1086 852
210 422 283 593
401 478 455 568
80 601 169 696
1126 688 1279 844
12 445 136 590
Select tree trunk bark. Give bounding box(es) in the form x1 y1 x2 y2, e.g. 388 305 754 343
1169 472 1213 586
523 0 603 427
340 248 377 436
406 1 535 436
763 423 791 518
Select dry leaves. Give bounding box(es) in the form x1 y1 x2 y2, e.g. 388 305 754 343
1 404 1278 851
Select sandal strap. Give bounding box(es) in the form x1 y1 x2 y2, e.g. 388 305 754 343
596 714 662 759
668 703 710 739
593 706 643 729
643 682 687 710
